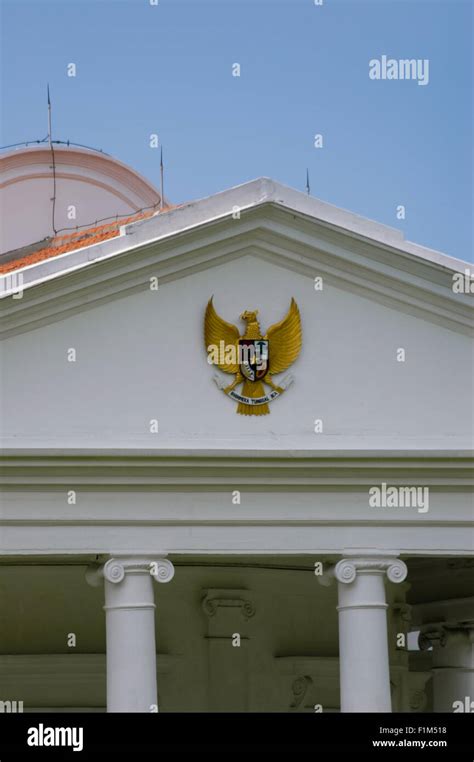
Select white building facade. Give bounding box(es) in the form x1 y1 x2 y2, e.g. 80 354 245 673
1 166 473 713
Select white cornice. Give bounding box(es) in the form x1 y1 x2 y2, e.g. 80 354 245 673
1 179 472 338
1 450 471 557
1 433 473 457
3 177 470 277
1 451 472 486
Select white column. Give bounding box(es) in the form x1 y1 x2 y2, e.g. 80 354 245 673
86 556 174 712
335 557 408 713
419 624 474 712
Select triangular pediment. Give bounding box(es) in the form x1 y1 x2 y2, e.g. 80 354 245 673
1 180 473 456
0 179 472 339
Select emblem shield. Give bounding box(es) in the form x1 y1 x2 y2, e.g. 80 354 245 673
239 339 269 381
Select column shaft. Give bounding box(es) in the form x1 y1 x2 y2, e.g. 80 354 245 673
86 556 174 713
105 570 157 712
335 557 407 713
338 571 391 711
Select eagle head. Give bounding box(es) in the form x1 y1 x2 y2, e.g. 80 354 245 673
240 309 259 324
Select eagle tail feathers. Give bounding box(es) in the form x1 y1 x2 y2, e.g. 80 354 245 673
237 380 269 416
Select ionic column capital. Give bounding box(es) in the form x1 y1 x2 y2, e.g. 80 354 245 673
201 589 256 620
335 557 408 585
86 555 175 587
419 622 474 651
418 624 447 651
416 616 474 711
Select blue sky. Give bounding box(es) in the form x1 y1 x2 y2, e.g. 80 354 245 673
1 0 472 261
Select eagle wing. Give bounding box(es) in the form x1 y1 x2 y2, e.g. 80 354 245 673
264 298 302 375
204 297 240 375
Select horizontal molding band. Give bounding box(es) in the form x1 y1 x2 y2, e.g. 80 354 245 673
1 519 472 527
1 478 470 486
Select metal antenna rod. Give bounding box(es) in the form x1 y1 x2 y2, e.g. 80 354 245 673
47 84 57 234
160 145 164 211
47 84 52 147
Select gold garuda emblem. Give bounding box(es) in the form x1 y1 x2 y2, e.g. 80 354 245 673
204 297 302 415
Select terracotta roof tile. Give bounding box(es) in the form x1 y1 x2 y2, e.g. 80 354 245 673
0 207 170 275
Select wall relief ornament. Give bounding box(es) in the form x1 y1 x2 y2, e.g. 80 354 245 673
204 297 302 415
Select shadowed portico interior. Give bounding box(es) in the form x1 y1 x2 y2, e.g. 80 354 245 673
1 556 473 712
